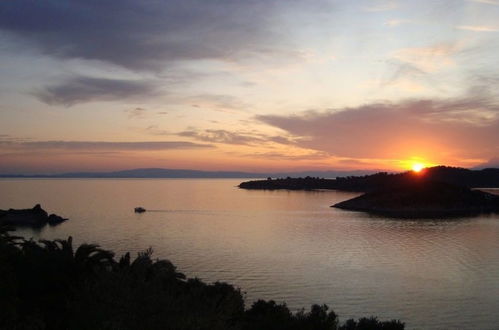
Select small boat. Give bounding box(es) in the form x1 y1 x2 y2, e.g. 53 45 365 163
134 207 146 213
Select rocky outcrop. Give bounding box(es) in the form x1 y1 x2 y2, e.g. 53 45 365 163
332 182 499 218
0 204 68 227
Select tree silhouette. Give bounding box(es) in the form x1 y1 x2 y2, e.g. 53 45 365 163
0 229 404 330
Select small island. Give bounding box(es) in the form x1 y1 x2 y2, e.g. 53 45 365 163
332 181 499 218
0 204 67 227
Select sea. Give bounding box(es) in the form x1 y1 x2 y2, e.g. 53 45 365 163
1 178 498 330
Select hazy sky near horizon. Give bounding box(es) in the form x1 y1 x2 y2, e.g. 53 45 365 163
1 0 499 173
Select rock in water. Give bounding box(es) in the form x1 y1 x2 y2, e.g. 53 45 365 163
0 204 68 227
47 213 68 225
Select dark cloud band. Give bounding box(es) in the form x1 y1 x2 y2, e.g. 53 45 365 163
0 139 213 151
0 0 284 71
34 76 158 106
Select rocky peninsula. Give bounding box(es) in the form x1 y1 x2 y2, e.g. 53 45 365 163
0 204 67 227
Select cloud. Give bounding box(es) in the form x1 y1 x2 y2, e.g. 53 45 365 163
392 43 457 73
362 0 399 12
0 139 213 151
337 158 373 166
0 150 122 158
237 150 330 161
468 0 499 5
34 76 158 106
257 95 499 162
0 0 295 71
186 94 249 113
177 128 295 146
126 107 148 119
179 129 260 145
383 61 427 86
474 157 499 168
384 19 412 27
457 25 499 32
144 125 170 136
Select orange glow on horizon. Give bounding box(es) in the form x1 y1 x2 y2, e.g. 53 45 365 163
412 163 425 172
397 156 436 173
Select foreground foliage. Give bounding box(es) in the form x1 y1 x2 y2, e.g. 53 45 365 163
0 227 404 330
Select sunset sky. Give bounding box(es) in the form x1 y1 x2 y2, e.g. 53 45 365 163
1 0 498 174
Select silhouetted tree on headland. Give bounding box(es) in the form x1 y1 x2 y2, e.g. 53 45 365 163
239 166 499 192
0 226 404 330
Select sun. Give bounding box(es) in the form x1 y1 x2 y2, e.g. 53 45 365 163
412 163 425 172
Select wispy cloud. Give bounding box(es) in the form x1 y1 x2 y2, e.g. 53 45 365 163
236 150 330 161
34 76 158 107
457 25 499 32
125 107 148 119
179 129 261 145
177 128 294 146
186 95 249 114
362 0 399 12
144 125 170 136
383 61 427 85
384 19 412 27
467 0 499 5
391 43 457 73
0 139 213 151
476 157 499 168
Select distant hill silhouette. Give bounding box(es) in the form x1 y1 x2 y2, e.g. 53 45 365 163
0 168 376 179
239 166 499 192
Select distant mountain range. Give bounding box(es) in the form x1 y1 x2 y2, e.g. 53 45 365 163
0 168 379 179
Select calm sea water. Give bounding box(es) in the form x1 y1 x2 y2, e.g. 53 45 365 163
1 179 499 329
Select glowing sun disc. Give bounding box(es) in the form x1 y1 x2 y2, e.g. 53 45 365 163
412 163 424 172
